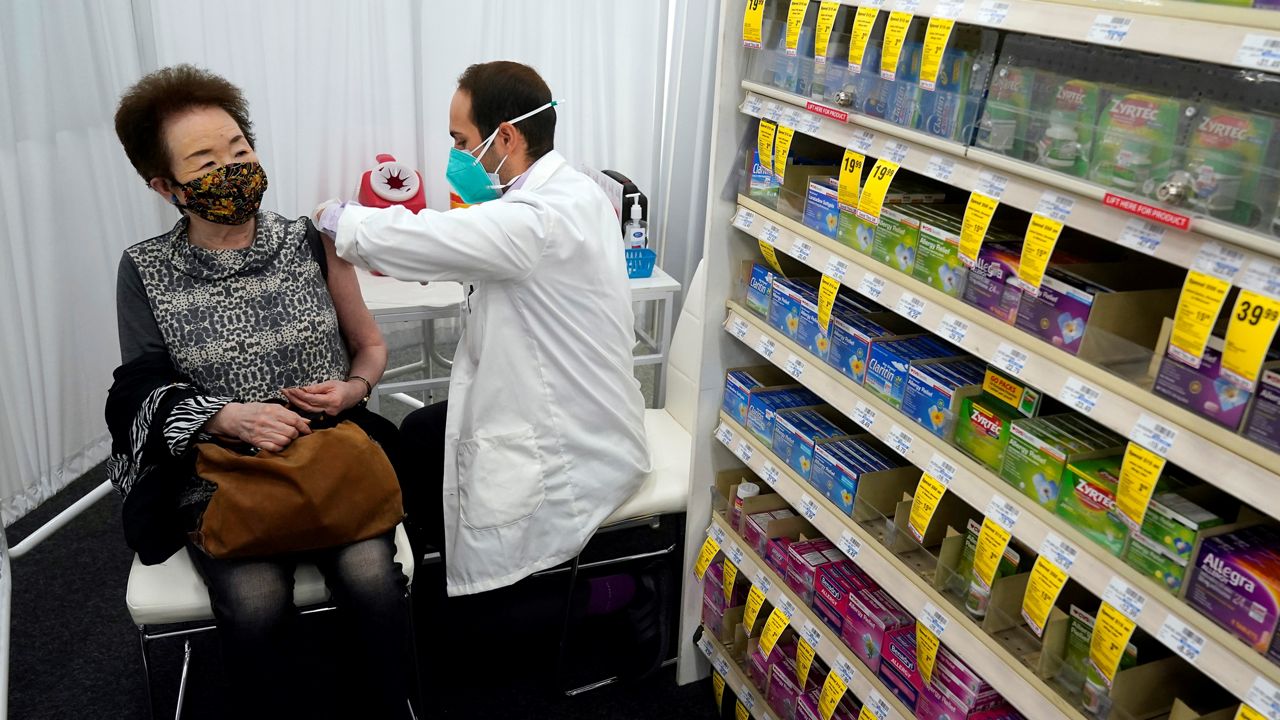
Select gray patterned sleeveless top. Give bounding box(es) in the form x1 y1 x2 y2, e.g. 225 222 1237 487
126 212 349 401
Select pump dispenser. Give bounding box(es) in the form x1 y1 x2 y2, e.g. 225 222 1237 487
624 193 648 249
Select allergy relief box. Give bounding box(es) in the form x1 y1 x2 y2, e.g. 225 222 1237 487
998 414 1124 511
1153 336 1276 432
723 365 791 426
863 335 963 409
1244 369 1280 453
746 386 821 447
1123 531 1189 595
1186 525 1280 664
911 208 969 298
772 407 856 480
900 357 988 440
1054 455 1129 557
953 367 1045 472
809 437 903 516
870 205 926 276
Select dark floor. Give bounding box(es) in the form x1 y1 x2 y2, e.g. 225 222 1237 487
6 466 717 719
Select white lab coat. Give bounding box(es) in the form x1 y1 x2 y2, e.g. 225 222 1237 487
335 151 651 595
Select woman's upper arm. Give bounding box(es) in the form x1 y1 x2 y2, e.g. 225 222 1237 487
116 254 167 363
321 236 385 356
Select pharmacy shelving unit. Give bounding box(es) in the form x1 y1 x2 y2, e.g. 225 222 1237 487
676 1 1280 719
698 629 780 720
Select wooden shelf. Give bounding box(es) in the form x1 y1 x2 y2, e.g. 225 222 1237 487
697 627 780 720
720 300 1280 711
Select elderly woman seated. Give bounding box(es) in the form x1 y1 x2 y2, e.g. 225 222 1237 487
107 64 415 719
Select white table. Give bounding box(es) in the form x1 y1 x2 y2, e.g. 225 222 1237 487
358 266 681 411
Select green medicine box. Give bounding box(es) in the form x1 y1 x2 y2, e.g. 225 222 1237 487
1056 456 1129 557
954 368 1044 472
869 205 924 276
1123 531 1188 596
999 415 1124 512
1140 491 1224 560
911 208 968 298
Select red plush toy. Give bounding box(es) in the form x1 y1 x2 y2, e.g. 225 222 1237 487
358 153 426 213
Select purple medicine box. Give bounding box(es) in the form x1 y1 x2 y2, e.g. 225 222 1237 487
1013 267 1104 356
1244 370 1280 453
1186 526 1280 663
963 243 1024 325
1153 344 1255 431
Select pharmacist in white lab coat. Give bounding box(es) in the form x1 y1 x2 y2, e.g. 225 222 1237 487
316 61 650 596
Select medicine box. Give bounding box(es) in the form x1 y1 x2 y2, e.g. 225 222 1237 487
1123 531 1189 596
843 587 912 675
900 357 987 440
1141 489 1224 560
863 335 962 409
1186 526 1280 663
1153 339 1272 432
786 539 847 605
743 508 800 556
869 205 925 276
911 208 969 298
746 262 780 317
953 367 1045 472
772 406 855 480
803 177 841 240
746 386 820 447
999 414 1124 511
963 241 1025 325
809 436 901 516
1055 455 1129 557
723 365 791 427
877 623 924 709
1243 369 1280 454
825 310 914 385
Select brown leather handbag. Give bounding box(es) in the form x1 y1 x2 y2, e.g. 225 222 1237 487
191 420 404 559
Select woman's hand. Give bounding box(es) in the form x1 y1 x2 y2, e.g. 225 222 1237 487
281 380 365 417
206 402 312 453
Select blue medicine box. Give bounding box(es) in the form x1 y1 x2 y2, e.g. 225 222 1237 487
900 359 986 440
723 370 764 426
811 439 899 516
746 387 818 447
745 263 779 318
773 408 850 480
827 312 896 385
804 177 841 240
863 336 960 408
768 279 835 360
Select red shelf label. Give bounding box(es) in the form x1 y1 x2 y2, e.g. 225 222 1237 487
1103 193 1191 231
805 101 849 123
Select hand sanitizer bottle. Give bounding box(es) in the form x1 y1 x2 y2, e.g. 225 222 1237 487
624 193 648 249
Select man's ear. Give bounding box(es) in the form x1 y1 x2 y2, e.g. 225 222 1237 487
496 122 524 156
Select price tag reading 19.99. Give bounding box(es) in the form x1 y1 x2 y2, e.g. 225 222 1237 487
855 159 901 225
742 0 768 48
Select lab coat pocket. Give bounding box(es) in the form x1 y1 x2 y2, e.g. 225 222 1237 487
457 425 547 530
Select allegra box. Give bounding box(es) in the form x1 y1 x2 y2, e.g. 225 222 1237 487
963 241 1024 325
1186 526 1280 663
1243 369 1280 453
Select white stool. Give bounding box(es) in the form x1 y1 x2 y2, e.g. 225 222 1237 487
126 525 416 719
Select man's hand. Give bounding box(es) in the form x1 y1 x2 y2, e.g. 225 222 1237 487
206 402 312 453
281 380 366 417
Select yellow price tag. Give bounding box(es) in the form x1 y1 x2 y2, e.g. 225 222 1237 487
1116 441 1166 532
1222 289 1280 389
758 120 777 180
1017 214 1064 292
743 0 768 48
880 11 914 80
818 669 848 720
959 192 998 265
815 2 841 60
759 607 791 658
908 473 947 543
1169 270 1231 367
797 639 816 689
694 535 720 580
774 125 797 183
723 559 739 607
859 708 876 720
1089 602 1138 687
786 0 812 56
837 149 865 211
744 585 766 633
817 275 840 332
848 7 880 73
855 159 900 224
972 517 1013 589
737 700 750 720
759 240 785 275
1236 704 1267 720
713 671 726 710
919 18 956 90
1021 555 1069 637
916 623 940 685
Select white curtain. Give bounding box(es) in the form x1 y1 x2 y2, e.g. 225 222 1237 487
0 0 714 525
0 0 169 524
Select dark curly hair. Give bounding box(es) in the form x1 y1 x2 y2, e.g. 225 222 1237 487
457 61 555 160
114 64 255 182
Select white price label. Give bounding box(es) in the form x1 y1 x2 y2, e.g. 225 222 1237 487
800 493 821 521
897 293 927 321
716 424 734 446
885 141 909 164
698 636 714 658
755 335 777 359
1192 241 1246 281
976 0 1010 25
1237 34 1280 72
1157 615 1206 665
1247 676 1280 720
1034 191 1076 223
801 620 824 649
739 689 756 711
853 401 878 430
864 0 888 7
887 424 914 455
921 602 949 636
1103 576 1148 621
779 596 799 619
798 114 823 135
764 102 785 122
710 524 728 545
866 691 891 720
838 530 862 559
782 109 803 129
935 0 965 18
1038 532 1079 571
938 314 969 344
859 272 886 300
926 453 957 486
754 571 773 595
824 256 850 282
1240 259 1280 299
763 462 781 488
792 240 814 262
735 208 757 231
851 129 876 154
730 317 750 340
1088 14 1133 45
986 493 1021 531
1130 413 1178 457
895 0 921 11
714 654 731 677
743 95 765 117
785 353 806 380
994 342 1029 377
833 655 858 685
1062 376 1100 415
974 170 1009 200
1118 218 1164 256
727 543 746 566
925 155 956 183
762 222 782 247
736 439 755 463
